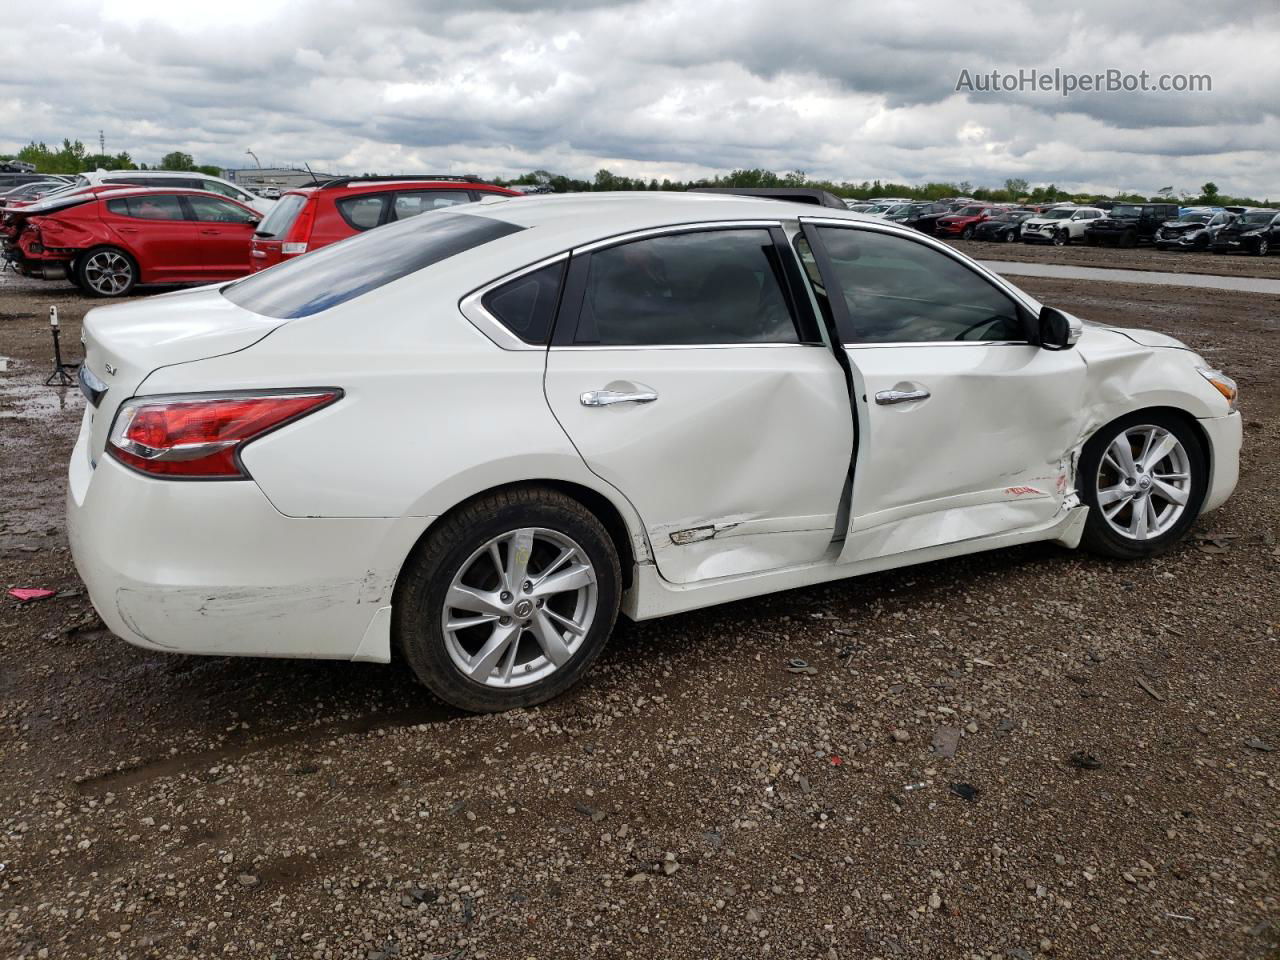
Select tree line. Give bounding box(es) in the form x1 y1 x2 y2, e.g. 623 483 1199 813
2 140 1267 207
0 139 222 177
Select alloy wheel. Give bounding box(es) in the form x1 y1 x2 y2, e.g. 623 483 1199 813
1095 424 1192 541
83 250 133 296
441 527 598 689
1257 238 1269 256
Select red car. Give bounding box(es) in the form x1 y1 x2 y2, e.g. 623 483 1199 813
933 205 1002 239
5 187 259 297
249 175 518 271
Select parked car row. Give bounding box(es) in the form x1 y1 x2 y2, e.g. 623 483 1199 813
1 175 518 296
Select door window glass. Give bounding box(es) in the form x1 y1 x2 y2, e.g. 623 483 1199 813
105 195 186 220
812 227 1024 343
186 195 256 223
574 229 799 346
391 190 470 220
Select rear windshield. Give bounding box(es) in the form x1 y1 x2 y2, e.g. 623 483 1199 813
254 193 307 238
223 211 523 319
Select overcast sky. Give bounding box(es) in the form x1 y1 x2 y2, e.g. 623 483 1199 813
2 0 1279 196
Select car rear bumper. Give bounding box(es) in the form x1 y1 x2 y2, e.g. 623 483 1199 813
66 416 426 662
1199 411 1242 515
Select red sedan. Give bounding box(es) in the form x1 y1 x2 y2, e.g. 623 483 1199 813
933 204 1002 239
5 187 259 297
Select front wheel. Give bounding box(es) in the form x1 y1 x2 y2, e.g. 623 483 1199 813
1005 230 1018 243
1255 238 1270 256
1053 229 1070 246
961 226 974 240
1079 412 1207 559
77 246 137 297
395 487 622 712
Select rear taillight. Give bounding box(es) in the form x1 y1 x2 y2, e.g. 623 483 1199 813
284 201 315 251
107 390 340 479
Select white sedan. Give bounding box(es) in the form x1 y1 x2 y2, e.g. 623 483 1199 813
68 193 1242 712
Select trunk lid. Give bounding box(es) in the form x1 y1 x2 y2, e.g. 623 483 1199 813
80 285 285 462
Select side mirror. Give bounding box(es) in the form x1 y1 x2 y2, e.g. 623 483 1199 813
247 217 261 227
1038 306 1081 351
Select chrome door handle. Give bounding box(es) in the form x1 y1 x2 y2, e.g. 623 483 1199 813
580 389 658 407
875 388 930 405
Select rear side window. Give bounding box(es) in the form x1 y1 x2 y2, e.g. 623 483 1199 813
574 229 799 346
224 211 523 319
255 193 307 238
481 261 566 344
336 195 386 231
105 195 185 220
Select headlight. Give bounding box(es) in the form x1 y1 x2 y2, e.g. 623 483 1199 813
1197 366 1238 409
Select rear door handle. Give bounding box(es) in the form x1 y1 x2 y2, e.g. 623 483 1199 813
580 388 658 407
200 229 221 235
875 388 930 405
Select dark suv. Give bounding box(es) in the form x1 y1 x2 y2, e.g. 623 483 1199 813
1210 208 1280 256
1083 203 1179 247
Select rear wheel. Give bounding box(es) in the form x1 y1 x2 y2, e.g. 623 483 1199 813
1079 412 1207 559
395 487 622 712
77 246 137 297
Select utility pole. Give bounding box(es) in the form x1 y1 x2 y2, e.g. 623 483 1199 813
99 130 105 155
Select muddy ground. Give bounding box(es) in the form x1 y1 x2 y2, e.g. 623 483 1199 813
1 262 1277 960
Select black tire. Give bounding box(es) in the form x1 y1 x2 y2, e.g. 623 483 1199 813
961 226 974 240
1005 230 1018 243
1084 234 1097 246
395 486 622 712
1079 411 1208 560
1255 237 1270 257
1053 228 1070 246
76 246 137 298
1121 230 1138 249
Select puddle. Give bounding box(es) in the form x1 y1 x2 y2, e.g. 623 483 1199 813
982 260 1280 295
0 359 84 419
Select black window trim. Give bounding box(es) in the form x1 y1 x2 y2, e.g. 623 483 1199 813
797 217 1040 348
105 193 189 222
548 220 821 349
178 193 258 225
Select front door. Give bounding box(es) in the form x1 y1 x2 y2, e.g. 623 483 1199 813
797 219 1089 562
181 194 258 278
544 224 854 584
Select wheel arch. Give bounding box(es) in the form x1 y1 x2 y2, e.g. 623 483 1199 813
1080 403 1212 497
392 478 644 613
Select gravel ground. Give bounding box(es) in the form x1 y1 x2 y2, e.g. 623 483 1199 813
944 238 1280 280
1 263 1277 960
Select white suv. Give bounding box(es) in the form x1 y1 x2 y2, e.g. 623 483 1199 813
64 170 274 214
1022 206 1105 245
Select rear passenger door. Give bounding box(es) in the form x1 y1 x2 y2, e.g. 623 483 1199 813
102 194 202 281
542 224 855 584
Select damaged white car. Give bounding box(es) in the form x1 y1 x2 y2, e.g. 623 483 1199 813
67 194 1242 712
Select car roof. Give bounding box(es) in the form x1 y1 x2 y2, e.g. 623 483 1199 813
456 191 884 251
88 170 228 181
281 179 513 199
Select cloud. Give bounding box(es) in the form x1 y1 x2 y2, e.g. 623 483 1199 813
1 0 1278 197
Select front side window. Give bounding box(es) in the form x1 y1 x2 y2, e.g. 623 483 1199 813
186 195 256 223
105 195 185 220
392 190 471 220
223 211 523 319
573 229 799 346
809 227 1024 344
